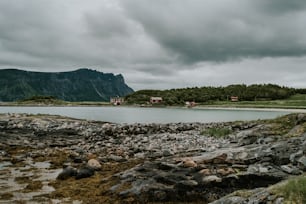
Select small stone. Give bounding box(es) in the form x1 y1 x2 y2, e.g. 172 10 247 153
162 150 173 157
259 166 269 173
202 175 222 184
217 167 235 176
274 197 284 204
109 154 126 162
178 180 198 187
87 159 101 170
199 168 211 176
182 159 197 168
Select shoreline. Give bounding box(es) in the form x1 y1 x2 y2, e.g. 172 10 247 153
193 105 306 113
1 102 306 112
1 113 306 203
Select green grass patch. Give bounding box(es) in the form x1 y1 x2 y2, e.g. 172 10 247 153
201 127 233 138
272 175 306 203
198 94 306 109
264 113 306 137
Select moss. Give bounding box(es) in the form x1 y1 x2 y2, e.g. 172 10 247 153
23 180 43 192
49 159 143 204
0 193 13 200
231 189 254 198
272 175 306 203
44 150 69 168
15 176 31 184
265 114 306 137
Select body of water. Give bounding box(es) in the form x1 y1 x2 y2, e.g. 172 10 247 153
0 106 295 123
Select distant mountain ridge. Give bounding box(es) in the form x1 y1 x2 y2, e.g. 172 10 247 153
0 68 134 102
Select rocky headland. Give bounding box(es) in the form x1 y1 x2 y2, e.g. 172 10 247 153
1 113 306 203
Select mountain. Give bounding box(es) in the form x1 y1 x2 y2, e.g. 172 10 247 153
0 68 134 102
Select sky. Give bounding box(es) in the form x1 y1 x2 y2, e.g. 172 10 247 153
1 0 306 90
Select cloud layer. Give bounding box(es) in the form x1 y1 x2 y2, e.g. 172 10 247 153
0 0 306 89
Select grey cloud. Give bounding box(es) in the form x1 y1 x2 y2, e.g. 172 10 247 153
121 0 306 63
0 0 306 90
254 0 306 14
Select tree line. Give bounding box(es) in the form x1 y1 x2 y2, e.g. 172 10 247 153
125 84 296 105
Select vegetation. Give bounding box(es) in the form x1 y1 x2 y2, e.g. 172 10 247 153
0 68 133 102
125 84 295 105
263 113 306 137
201 127 233 138
272 175 306 203
17 95 66 105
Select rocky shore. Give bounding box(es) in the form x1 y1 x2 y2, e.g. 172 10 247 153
1 113 306 203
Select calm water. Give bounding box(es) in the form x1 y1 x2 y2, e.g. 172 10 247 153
0 106 293 124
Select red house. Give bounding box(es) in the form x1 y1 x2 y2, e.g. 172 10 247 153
230 96 239 102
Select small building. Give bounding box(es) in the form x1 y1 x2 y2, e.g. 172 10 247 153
230 96 239 102
150 97 163 104
110 97 124 105
185 101 196 108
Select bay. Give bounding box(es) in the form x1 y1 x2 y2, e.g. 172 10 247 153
0 106 294 124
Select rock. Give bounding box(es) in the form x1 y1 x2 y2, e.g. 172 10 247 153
181 179 198 186
87 159 101 170
109 154 126 162
162 150 173 157
57 166 77 180
73 157 84 163
209 196 245 204
297 156 306 170
281 165 302 175
296 113 306 125
76 166 95 179
217 167 235 176
290 150 303 164
182 158 197 168
199 168 212 176
274 197 284 204
153 190 167 201
202 175 222 184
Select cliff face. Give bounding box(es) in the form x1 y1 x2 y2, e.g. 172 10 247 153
0 68 134 101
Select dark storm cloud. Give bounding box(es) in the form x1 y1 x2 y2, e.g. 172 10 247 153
121 0 306 63
0 0 306 90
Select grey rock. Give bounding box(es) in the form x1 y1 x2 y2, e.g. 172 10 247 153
109 154 126 162
281 165 302 175
57 166 77 180
297 156 306 170
209 196 245 204
76 166 95 179
202 175 222 184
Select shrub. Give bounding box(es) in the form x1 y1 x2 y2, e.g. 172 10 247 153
201 127 232 138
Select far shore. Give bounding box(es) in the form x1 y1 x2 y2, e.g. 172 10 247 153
1 101 306 113
194 105 306 113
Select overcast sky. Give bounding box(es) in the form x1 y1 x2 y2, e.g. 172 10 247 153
1 0 306 90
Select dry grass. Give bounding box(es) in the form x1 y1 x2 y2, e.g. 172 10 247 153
49 160 143 204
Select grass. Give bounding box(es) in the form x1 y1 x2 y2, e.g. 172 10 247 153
198 94 306 109
272 175 306 203
201 127 233 138
264 113 306 137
